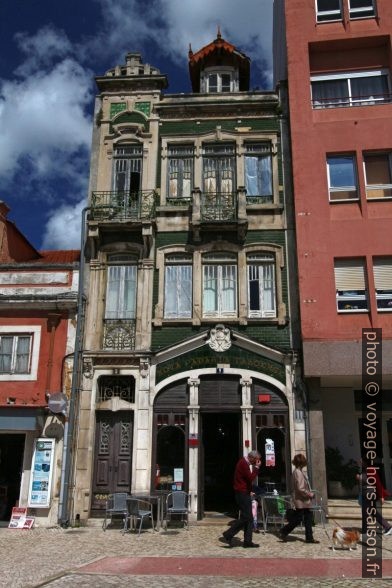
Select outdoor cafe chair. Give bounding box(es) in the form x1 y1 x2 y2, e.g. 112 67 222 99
262 494 292 532
102 492 129 531
165 491 189 530
123 498 154 536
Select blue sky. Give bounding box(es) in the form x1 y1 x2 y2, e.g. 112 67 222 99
0 0 273 250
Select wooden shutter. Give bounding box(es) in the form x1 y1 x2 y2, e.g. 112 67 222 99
334 260 366 290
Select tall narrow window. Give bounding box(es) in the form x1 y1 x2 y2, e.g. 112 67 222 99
113 145 142 193
334 259 368 312
203 144 236 194
316 0 342 22
245 143 273 201
349 0 376 19
105 255 137 319
363 153 392 200
373 258 392 311
202 253 237 317
327 155 358 201
247 254 276 318
164 254 193 318
167 145 194 200
0 335 31 374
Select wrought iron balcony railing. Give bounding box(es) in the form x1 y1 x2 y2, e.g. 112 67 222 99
90 190 157 221
103 319 136 351
200 192 237 222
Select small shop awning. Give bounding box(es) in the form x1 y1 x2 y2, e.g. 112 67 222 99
0 408 44 431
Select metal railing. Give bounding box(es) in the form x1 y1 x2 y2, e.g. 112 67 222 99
91 190 157 221
200 192 237 222
246 194 274 205
103 319 136 350
312 92 392 109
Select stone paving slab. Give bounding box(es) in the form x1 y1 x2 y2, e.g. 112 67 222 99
1 523 392 588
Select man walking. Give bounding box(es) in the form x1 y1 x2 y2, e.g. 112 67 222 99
221 450 261 548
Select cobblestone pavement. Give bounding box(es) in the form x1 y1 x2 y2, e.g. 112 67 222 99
1 522 392 588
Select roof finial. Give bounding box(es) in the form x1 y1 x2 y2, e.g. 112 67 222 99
188 43 193 56
217 25 222 39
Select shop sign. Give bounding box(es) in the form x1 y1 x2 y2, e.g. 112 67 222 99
28 438 55 508
265 438 275 467
8 507 35 530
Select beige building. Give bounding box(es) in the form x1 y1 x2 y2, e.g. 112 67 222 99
72 34 304 523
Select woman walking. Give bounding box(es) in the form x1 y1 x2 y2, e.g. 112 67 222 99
279 453 319 543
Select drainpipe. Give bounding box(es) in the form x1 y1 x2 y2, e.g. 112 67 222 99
58 206 89 526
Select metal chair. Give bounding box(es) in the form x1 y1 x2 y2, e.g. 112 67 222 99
310 490 327 528
102 492 129 531
123 498 154 536
165 491 189 530
262 495 292 532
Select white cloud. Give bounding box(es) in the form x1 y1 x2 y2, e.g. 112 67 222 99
0 26 92 199
42 199 85 249
91 0 273 86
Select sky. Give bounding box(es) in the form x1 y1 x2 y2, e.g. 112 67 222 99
0 0 274 250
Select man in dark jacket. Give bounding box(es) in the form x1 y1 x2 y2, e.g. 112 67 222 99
221 450 261 548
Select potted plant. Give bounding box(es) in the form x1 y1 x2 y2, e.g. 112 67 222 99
325 447 359 498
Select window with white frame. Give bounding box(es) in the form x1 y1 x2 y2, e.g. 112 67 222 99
327 154 358 201
113 144 142 193
363 152 392 200
349 0 376 19
247 254 276 318
311 70 390 109
202 253 237 317
0 335 31 374
105 255 137 319
334 259 368 312
164 254 193 318
316 0 342 22
204 71 234 93
373 258 392 311
167 145 194 200
244 144 273 201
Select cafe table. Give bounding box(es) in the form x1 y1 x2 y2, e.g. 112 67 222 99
129 490 170 531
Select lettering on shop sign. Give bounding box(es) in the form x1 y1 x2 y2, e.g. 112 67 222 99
156 347 285 384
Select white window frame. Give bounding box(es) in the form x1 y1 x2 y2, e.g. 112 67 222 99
202 67 237 93
167 145 194 200
373 258 392 312
164 254 193 319
105 255 138 320
202 253 238 318
311 69 390 108
363 152 392 200
334 260 369 313
327 154 359 202
349 0 376 19
315 0 342 23
247 254 276 318
0 326 40 381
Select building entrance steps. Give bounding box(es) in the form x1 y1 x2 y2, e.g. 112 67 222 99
328 499 392 522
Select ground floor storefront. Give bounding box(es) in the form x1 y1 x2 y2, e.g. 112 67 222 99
74 327 307 523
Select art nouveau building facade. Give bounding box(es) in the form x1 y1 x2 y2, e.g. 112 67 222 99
73 35 302 522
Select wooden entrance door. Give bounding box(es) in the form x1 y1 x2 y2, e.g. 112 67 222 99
91 411 133 511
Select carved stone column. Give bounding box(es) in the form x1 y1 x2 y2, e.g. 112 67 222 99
240 377 253 455
187 377 200 521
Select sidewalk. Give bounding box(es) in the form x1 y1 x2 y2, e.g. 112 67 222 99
1 521 392 587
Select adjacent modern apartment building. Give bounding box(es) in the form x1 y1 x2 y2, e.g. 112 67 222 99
72 33 302 522
274 0 392 499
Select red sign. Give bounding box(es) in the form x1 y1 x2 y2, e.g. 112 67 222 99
8 507 34 530
258 394 271 403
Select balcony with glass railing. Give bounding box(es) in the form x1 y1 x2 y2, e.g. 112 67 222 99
90 190 158 221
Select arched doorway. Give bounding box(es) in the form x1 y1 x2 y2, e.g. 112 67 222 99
252 380 290 493
152 379 188 492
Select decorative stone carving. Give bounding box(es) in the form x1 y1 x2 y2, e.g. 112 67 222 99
207 324 231 353
83 358 93 379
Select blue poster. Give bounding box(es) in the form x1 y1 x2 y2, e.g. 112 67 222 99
28 439 55 508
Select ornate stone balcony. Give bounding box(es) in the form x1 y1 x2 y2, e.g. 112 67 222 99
191 188 247 241
90 190 157 222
